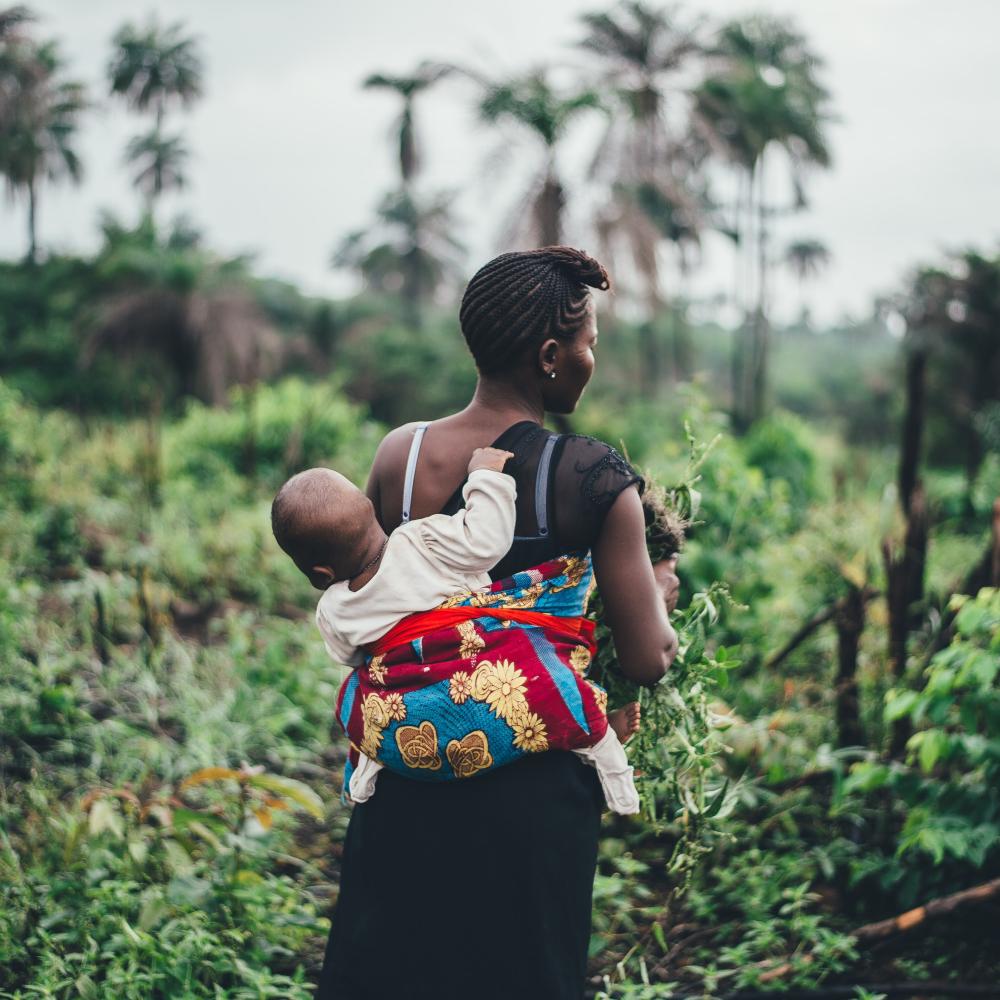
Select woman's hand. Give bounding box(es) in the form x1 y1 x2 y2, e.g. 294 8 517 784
652 555 680 614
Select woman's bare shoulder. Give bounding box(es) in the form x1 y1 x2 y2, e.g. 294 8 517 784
370 421 427 475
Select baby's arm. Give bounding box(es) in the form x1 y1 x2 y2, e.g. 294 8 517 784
416 448 516 574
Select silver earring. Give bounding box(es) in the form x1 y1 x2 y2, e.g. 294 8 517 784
549 370 556 379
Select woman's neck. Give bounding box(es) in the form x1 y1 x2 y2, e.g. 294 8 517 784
464 374 544 426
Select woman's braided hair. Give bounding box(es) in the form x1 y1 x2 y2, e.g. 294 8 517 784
459 245 611 375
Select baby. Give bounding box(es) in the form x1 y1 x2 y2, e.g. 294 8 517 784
271 447 641 813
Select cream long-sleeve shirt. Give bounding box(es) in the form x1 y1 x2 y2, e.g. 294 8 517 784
315 469 516 666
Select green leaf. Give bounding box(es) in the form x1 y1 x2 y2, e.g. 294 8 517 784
88 798 124 839
916 729 949 773
652 921 668 953
127 838 148 865
247 773 325 819
171 807 229 833
884 689 920 722
703 779 730 818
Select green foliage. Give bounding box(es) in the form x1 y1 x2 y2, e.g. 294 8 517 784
590 427 740 886
844 589 1000 875
165 376 382 490
742 411 819 512
336 319 476 425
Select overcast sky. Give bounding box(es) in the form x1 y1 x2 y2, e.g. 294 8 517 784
2 0 998 325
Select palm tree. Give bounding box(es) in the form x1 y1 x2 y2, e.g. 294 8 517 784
478 70 600 247
694 15 832 427
107 18 202 130
0 5 32 82
363 61 452 185
84 213 285 406
576 1 707 387
0 6 33 142
0 36 86 262
785 237 830 283
334 188 464 328
785 237 830 325
125 128 188 206
0 4 30 35
108 18 202 218
897 251 1000 506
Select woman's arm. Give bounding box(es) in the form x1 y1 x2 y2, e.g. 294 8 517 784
592 485 678 686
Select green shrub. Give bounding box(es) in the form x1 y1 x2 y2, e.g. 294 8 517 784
741 411 820 515
165 377 382 490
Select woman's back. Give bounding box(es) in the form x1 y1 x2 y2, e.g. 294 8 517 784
318 421 643 1000
373 417 643 579
319 245 676 1000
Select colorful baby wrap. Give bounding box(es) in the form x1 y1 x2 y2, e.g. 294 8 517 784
335 552 610 793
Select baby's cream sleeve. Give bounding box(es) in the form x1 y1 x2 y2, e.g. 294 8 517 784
315 602 365 667
415 469 516 575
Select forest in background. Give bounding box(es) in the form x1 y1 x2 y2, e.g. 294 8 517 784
2 3 1000 998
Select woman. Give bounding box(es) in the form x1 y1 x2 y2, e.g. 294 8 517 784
318 246 679 1000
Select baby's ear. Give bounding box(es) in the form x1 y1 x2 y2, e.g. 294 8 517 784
308 564 336 591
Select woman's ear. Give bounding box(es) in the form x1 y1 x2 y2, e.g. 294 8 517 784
537 337 560 377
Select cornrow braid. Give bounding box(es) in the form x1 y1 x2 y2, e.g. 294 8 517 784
459 245 611 375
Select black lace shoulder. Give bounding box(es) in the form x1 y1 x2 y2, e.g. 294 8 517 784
558 433 645 512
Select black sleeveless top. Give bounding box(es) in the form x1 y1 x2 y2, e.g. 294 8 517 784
318 422 642 1000
441 420 644 580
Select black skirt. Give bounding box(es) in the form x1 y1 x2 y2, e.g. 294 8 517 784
317 750 604 1000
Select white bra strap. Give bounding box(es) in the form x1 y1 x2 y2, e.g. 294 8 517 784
400 422 430 524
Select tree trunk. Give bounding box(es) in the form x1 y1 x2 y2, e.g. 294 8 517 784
964 365 991 515
26 179 37 264
731 167 754 431
899 347 927 516
731 320 747 432
535 173 564 248
993 497 1000 587
637 319 661 398
883 483 928 758
401 246 423 330
749 154 770 426
834 583 866 748
672 264 694 382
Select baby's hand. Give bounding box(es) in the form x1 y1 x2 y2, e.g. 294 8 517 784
468 447 514 475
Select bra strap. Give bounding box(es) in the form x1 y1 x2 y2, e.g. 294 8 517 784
534 434 558 537
400 422 430 524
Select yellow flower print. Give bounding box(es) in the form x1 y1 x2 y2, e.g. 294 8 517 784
395 721 442 771
362 693 390 730
550 556 588 592
438 590 475 609
449 671 473 704
473 659 528 723
469 582 543 610
569 645 592 676
456 620 485 660
446 730 494 778
368 655 387 686
586 679 608 714
384 692 407 722
360 693 390 758
511 711 549 753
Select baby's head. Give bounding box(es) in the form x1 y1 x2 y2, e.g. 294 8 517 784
271 468 384 590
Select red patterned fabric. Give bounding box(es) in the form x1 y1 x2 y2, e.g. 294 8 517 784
334 554 609 786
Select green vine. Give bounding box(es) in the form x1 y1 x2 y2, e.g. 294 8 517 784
590 429 741 886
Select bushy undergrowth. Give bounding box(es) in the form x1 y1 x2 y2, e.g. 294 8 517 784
1 377 998 997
